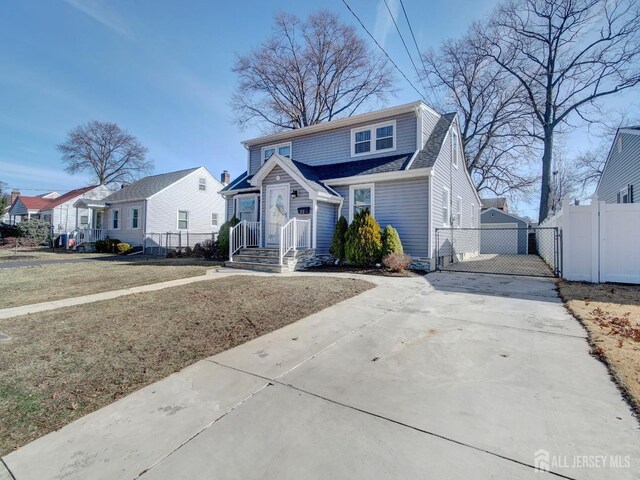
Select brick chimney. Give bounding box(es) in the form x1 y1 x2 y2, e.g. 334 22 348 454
10 190 19 206
221 170 230 186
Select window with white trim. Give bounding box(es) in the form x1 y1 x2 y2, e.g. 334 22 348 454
80 215 89 226
619 187 630 204
234 195 258 222
211 212 218 226
262 142 291 163
199 178 206 191
351 121 396 157
451 130 459 168
349 184 374 221
442 188 450 226
455 196 462 227
131 208 140 229
177 210 189 230
112 209 120 229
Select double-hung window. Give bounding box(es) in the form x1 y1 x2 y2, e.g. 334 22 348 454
235 195 258 222
80 215 89 226
131 208 140 229
349 184 374 221
442 188 450 226
199 178 206 191
262 142 292 163
351 121 396 157
455 197 462 227
177 210 189 230
211 213 218 227
112 209 120 230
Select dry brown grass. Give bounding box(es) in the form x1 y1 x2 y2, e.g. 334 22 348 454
558 281 640 413
0 248 112 263
0 258 218 308
0 275 374 455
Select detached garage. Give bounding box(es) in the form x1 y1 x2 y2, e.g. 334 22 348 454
480 208 529 254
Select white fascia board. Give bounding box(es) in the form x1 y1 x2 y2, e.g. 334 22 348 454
250 155 318 199
323 168 432 186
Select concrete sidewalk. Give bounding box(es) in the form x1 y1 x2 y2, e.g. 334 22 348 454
2 272 639 479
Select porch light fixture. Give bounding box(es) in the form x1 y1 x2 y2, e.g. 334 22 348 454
291 190 298 199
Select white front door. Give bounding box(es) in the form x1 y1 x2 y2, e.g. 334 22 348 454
266 184 289 246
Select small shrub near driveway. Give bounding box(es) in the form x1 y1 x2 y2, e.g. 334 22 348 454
116 242 132 255
382 252 412 272
381 225 403 257
329 216 348 264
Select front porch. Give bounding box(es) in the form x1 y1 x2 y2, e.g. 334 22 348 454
226 219 316 273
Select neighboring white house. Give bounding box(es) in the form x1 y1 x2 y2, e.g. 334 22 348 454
75 166 226 252
7 185 113 233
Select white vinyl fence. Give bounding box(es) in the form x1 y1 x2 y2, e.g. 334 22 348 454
541 197 640 284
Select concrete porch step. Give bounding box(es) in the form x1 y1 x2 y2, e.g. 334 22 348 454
224 260 289 273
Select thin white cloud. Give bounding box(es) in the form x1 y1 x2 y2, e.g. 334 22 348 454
64 0 132 38
372 0 401 48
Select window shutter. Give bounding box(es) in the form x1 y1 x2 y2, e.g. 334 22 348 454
629 184 634 204
617 192 621 203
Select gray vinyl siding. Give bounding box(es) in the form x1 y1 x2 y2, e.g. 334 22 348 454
249 112 418 175
316 201 337 255
431 121 481 257
261 165 314 246
596 132 640 203
225 198 234 221
145 168 225 234
421 110 440 148
480 209 528 254
332 177 430 257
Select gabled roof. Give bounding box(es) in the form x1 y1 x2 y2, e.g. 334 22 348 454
10 185 100 212
410 113 456 169
480 207 529 224
103 168 201 203
595 126 640 193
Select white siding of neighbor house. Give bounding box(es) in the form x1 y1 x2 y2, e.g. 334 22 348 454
146 168 225 235
248 112 418 175
421 109 440 148
430 120 481 258
316 201 337 255
596 131 640 204
52 185 113 232
261 165 314 246
104 201 146 245
332 177 430 258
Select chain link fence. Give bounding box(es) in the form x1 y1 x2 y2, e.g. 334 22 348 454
144 232 218 255
435 227 560 277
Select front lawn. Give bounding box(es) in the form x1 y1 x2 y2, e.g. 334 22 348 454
0 275 374 455
559 281 640 413
0 258 218 308
0 247 113 263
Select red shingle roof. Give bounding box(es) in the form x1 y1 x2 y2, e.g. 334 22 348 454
14 186 99 211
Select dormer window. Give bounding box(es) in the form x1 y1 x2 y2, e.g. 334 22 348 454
262 142 292 163
199 178 206 191
351 120 396 157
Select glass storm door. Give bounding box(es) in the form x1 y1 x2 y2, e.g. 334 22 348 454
267 184 289 245
95 211 103 229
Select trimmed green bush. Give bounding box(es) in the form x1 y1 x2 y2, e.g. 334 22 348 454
344 209 382 267
217 216 239 260
381 225 403 257
17 219 51 245
329 216 348 264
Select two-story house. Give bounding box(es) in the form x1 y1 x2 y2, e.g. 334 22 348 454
221 100 481 272
595 126 639 204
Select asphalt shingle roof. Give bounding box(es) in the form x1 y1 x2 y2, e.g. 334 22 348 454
410 113 456 169
103 168 200 202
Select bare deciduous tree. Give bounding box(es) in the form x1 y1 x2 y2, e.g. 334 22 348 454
232 10 396 131
422 32 539 200
58 121 152 186
477 0 640 222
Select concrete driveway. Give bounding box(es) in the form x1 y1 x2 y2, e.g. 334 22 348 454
3 272 639 479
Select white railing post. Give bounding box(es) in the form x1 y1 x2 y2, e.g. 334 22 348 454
293 219 297 252
279 225 284 265
229 225 234 261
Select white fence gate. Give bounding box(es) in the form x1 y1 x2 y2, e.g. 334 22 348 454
541 198 640 284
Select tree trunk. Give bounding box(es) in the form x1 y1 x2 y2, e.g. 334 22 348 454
538 128 553 223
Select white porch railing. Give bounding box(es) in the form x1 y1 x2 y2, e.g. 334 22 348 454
72 228 106 248
229 220 261 261
279 218 311 265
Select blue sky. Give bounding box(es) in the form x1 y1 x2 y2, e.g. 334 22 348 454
0 0 635 218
